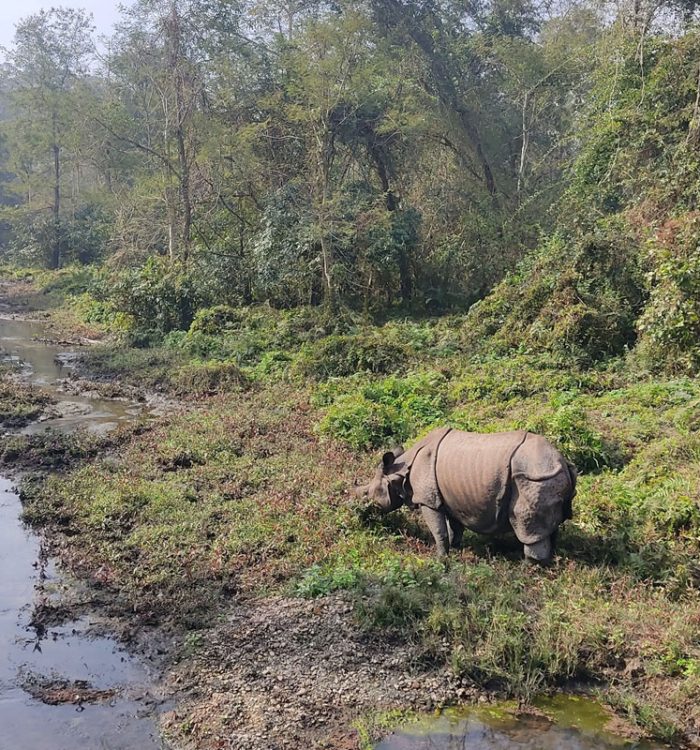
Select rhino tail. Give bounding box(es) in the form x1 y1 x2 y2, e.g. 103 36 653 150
563 461 577 520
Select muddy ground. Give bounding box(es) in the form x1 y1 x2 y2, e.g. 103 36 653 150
161 595 477 750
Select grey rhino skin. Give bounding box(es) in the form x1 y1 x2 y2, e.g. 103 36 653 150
358 427 576 561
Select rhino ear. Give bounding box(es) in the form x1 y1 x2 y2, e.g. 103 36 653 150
382 451 396 470
383 446 406 472
353 483 370 498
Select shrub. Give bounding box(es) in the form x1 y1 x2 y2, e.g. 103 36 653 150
527 398 620 472
463 226 645 364
172 361 248 396
317 372 448 449
294 331 411 380
318 392 403 450
188 305 242 335
70 292 133 332
637 214 700 374
107 257 209 339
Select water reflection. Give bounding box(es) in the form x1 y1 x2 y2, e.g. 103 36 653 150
376 700 664 750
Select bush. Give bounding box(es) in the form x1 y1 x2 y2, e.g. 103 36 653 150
107 257 210 339
527 397 620 472
294 331 412 380
317 371 448 449
463 226 646 363
637 214 700 374
172 361 248 396
318 392 402 450
188 305 242 335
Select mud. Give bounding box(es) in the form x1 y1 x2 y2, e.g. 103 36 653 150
161 594 475 750
0 315 168 749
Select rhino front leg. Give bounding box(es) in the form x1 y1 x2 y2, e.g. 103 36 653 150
447 516 464 550
420 506 450 557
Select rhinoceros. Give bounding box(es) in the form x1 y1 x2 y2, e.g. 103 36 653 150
356 427 576 561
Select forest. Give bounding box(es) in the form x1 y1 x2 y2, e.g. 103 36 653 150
0 0 696 371
1 0 700 748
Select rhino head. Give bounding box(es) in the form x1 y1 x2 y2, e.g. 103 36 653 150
355 446 408 513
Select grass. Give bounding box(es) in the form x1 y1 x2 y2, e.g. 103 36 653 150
0 376 51 427
10 295 700 743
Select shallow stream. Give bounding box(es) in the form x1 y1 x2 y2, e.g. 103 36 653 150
0 316 165 749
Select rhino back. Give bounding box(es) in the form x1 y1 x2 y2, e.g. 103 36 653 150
510 433 569 480
435 430 528 533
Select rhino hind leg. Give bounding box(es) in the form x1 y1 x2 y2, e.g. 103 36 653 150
447 516 464 549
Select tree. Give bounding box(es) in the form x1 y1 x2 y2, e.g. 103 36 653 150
103 0 244 263
1 8 95 268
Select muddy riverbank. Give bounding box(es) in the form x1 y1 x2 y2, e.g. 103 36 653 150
0 316 170 749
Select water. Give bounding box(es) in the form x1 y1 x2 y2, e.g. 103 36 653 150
0 316 165 750
0 317 141 435
375 697 666 749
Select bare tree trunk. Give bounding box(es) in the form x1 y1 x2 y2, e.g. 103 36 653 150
167 3 192 262
104 143 113 193
176 121 192 261
314 120 336 310
166 185 177 259
517 91 530 203
687 62 700 144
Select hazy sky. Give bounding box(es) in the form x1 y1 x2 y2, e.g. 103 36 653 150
0 1 132 52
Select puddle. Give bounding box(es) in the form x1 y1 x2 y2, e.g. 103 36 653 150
0 316 142 435
374 696 665 749
0 317 166 749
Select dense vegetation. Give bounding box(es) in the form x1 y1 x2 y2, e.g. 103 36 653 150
2 0 700 745
2 1 700 370
17 307 700 743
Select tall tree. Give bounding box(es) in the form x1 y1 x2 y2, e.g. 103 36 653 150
104 0 243 262
2 8 95 268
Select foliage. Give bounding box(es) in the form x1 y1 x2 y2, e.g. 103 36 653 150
462 31 700 373
316 371 448 448
6 2 700 744
294 331 413 380
171 360 248 396
463 226 646 363
107 257 210 340
637 214 700 373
